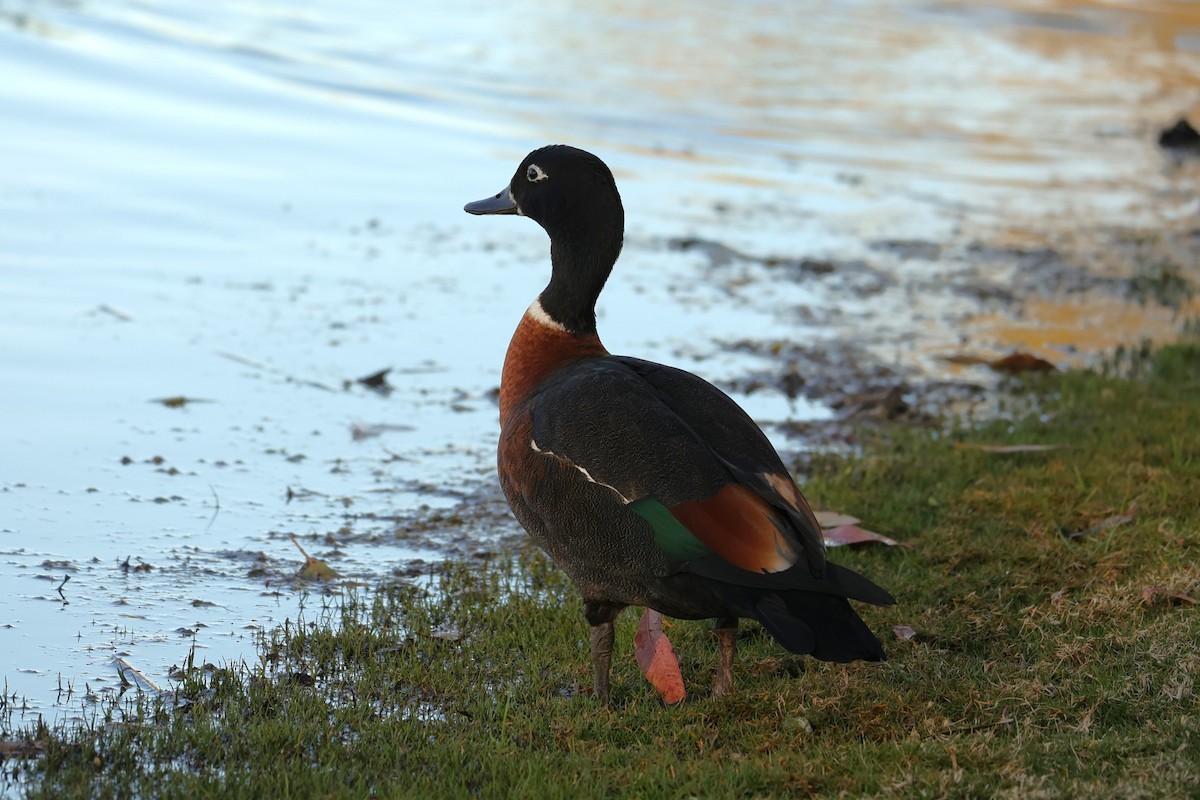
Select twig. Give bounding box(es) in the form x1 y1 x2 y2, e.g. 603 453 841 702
955 443 1067 454
944 715 1015 736
114 658 161 693
215 350 339 392
206 485 221 532
98 304 133 322
289 534 311 560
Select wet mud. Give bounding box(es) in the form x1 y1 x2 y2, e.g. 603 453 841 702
673 221 1199 450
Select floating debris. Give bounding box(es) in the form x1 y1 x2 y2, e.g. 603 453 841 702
1158 117 1200 151
350 422 415 441
355 367 394 395
97 304 133 322
151 396 213 408
289 534 338 581
114 657 162 693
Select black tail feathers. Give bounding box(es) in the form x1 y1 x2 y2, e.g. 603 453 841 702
749 592 886 663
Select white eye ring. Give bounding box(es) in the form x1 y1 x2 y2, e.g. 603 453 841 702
526 163 549 183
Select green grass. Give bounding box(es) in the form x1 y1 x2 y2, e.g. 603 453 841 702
3 342 1199 799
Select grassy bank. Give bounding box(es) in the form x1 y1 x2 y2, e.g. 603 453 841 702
4 342 1199 798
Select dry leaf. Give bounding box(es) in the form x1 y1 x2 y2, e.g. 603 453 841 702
1159 117 1200 149
935 353 992 366
814 511 861 528
936 351 1057 373
633 609 686 705
954 443 1066 454
350 422 415 441
835 386 909 420
1066 513 1134 541
0 739 46 758
151 396 211 408
290 534 339 581
893 625 919 641
298 556 338 581
428 625 462 642
823 524 904 548
356 368 394 395
1142 585 1198 607
988 352 1057 373
114 657 161 693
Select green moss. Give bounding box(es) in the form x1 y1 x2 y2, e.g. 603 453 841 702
4 342 1199 799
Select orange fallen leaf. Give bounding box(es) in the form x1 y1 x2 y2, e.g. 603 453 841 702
823 524 904 548
633 609 686 705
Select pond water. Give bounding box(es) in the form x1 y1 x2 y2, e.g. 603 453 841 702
2 0 1197 725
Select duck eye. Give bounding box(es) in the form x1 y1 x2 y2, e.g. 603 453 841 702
526 164 549 183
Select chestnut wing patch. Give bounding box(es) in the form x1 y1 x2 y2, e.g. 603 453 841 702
629 482 799 574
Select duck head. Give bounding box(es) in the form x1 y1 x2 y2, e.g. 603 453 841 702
465 145 625 335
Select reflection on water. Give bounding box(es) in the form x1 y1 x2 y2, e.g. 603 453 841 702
1 0 1197 722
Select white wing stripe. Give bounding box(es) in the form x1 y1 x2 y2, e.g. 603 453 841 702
529 439 631 504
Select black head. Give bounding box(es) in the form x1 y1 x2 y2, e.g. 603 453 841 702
465 145 625 334
465 145 622 231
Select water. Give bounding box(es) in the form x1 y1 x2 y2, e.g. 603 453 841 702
2 0 1197 724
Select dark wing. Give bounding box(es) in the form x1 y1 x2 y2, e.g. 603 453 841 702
611 356 830 570
528 357 827 582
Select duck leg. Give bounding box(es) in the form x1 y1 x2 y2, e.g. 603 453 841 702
713 617 738 697
588 622 614 704
585 601 622 704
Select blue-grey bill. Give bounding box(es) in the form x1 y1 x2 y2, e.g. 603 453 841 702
464 188 518 215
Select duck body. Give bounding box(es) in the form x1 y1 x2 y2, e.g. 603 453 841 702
467 145 893 702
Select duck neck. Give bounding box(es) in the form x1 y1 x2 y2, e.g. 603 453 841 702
538 216 623 336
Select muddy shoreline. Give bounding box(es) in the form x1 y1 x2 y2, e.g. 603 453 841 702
359 215 1199 562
